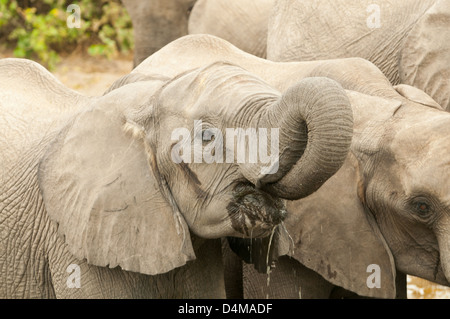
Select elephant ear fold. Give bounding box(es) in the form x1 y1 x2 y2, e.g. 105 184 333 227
38 99 195 275
394 84 443 110
285 153 397 299
399 0 450 111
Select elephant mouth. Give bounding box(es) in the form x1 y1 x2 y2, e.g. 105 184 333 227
226 182 287 237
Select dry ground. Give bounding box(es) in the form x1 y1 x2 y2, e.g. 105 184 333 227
52 52 133 96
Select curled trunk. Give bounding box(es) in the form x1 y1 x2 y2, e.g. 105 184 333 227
243 77 354 200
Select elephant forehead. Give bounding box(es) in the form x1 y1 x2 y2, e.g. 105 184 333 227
391 118 450 198
402 164 450 206
391 111 450 155
410 135 450 193
158 62 279 116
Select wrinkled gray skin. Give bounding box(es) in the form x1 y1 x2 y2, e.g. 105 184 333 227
0 57 353 298
188 0 273 58
135 34 450 299
267 0 450 111
122 0 272 66
122 0 197 67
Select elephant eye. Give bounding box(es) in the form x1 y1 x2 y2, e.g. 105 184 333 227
416 202 430 214
202 130 215 142
412 199 433 217
409 195 437 223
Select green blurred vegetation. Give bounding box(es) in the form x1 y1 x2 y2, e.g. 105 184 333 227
0 0 133 69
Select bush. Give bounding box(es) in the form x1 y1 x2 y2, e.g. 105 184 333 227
0 0 133 69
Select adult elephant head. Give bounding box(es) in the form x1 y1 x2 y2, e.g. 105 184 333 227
267 0 450 111
133 34 450 298
0 58 353 298
122 0 197 67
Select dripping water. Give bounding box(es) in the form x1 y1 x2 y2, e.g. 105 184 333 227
248 228 253 263
280 221 295 256
265 225 278 299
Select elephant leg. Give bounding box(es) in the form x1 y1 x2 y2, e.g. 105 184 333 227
243 256 335 299
395 271 408 299
179 237 227 299
222 238 244 299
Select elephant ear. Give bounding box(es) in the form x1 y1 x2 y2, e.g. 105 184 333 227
284 153 397 299
399 0 450 111
394 84 443 110
38 90 195 275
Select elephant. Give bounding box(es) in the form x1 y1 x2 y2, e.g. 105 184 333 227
133 34 450 298
0 57 354 298
122 0 273 67
121 0 197 67
266 0 450 112
188 0 273 59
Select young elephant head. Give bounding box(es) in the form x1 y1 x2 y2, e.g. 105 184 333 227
363 100 450 284
278 91 450 298
38 62 353 276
